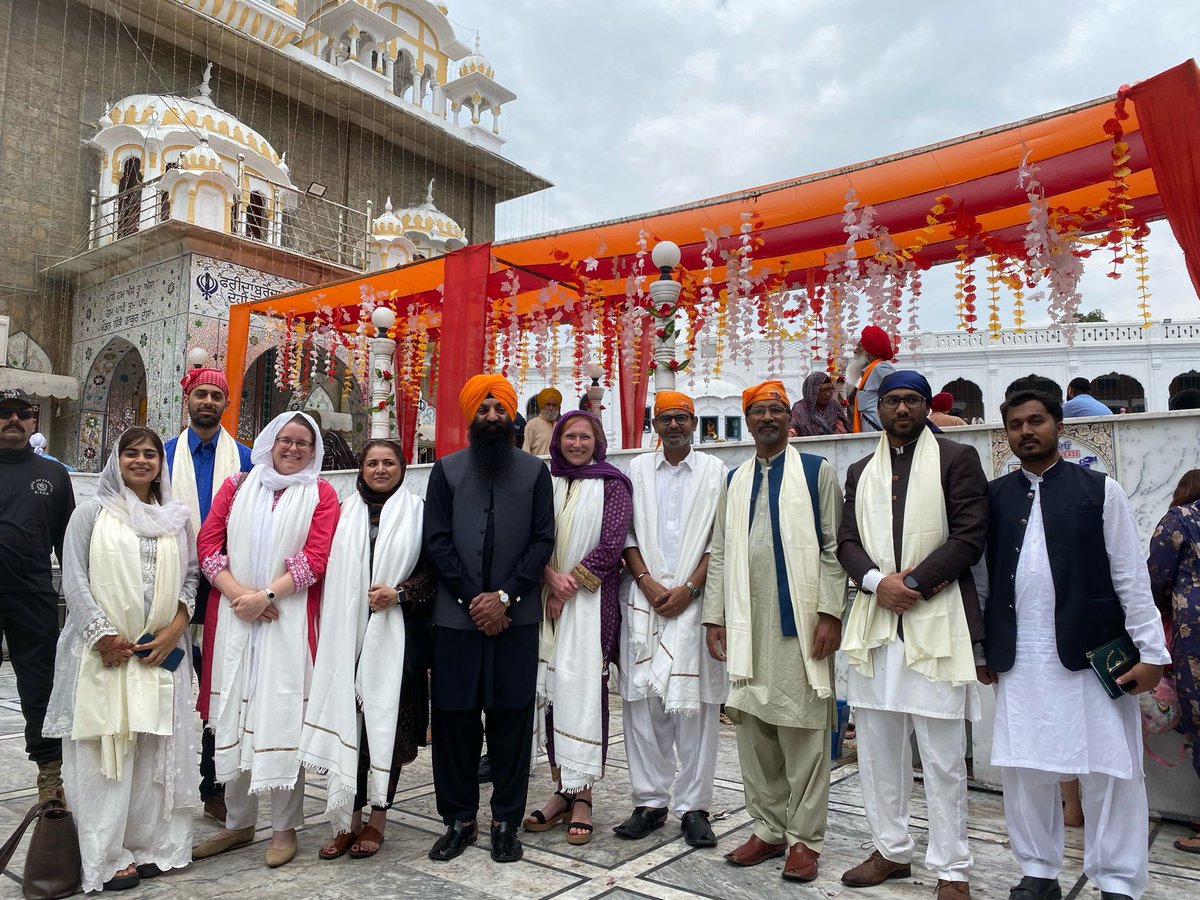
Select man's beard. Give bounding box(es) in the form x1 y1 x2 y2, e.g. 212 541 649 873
844 348 870 387
468 419 517 481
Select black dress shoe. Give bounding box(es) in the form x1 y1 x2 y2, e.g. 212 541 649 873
1009 876 1062 900
680 810 717 848
477 754 492 783
135 863 162 879
428 820 479 861
613 806 668 840
490 822 523 863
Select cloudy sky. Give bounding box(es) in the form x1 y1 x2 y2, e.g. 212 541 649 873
445 0 1198 330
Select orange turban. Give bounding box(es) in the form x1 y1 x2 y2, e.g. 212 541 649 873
459 374 518 421
653 391 694 416
537 387 562 407
742 380 790 412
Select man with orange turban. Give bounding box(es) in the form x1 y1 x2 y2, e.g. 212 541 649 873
164 365 252 824
425 373 556 864
846 325 897 433
616 390 726 848
703 380 848 882
523 386 562 456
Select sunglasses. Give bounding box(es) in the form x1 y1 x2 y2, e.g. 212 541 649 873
0 408 34 421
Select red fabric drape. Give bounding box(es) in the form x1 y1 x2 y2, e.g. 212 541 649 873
1129 60 1200 298
394 344 419 464
435 243 493 456
618 318 655 449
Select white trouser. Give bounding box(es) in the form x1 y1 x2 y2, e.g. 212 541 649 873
623 698 720 815
63 734 193 892
854 707 973 881
1002 766 1149 899
223 768 306 832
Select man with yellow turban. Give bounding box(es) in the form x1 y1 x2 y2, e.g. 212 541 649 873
523 387 562 456
424 374 556 864
703 380 848 883
616 391 726 848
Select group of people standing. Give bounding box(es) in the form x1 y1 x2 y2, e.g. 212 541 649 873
0 333 1192 900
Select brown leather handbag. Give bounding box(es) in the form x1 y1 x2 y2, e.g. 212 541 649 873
0 798 82 899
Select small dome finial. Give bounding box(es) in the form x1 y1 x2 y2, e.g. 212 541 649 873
385 196 394 212
424 179 436 207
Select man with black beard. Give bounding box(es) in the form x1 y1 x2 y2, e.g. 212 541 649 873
163 367 252 824
423 374 555 864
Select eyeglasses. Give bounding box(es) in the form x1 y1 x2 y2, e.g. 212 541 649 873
880 395 927 409
0 408 34 421
746 405 790 418
654 413 692 426
275 436 313 450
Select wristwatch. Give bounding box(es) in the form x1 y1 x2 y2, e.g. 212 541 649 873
497 589 511 607
394 586 407 605
902 574 920 592
685 580 702 600
265 590 277 602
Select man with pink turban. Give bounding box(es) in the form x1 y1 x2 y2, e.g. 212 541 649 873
424 373 556 864
846 326 897 433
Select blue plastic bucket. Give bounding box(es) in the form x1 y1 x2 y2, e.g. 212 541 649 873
831 699 850 759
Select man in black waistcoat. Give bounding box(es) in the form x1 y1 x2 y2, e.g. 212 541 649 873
979 390 1167 900
424 374 555 864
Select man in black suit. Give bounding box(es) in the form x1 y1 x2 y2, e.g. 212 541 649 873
423 374 555 864
837 370 987 900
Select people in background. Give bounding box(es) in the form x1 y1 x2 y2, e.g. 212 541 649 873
928 392 967 428
524 388 562 456
790 372 850 437
1062 377 1113 417
846 326 897 433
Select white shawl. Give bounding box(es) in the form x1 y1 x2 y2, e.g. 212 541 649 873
624 452 724 714
536 476 606 792
171 427 242 534
210 464 320 793
299 487 423 834
723 445 832 698
842 428 976 684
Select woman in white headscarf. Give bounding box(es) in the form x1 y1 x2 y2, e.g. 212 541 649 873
44 426 198 892
191 412 340 869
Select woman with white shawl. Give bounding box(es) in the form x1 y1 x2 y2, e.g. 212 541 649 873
300 439 434 861
191 412 340 869
525 411 632 845
45 426 198 892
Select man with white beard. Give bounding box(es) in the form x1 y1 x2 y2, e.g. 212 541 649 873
845 326 897 433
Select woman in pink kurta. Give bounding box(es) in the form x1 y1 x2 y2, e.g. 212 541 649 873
192 412 339 870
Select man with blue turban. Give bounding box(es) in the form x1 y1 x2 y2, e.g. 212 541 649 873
836 370 989 900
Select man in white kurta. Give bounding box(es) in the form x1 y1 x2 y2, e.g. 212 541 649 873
617 391 726 847
981 391 1168 900
703 380 847 884
837 370 988 900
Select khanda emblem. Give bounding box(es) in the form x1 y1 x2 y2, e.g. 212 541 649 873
196 271 219 301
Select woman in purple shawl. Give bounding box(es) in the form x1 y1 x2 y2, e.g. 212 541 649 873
523 411 632 845
789 371 850 437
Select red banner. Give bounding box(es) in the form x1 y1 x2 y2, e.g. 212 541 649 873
618 318 655 449
395 343 419 463
434 243 493 456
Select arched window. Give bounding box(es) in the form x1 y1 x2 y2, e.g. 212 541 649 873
1090 372 1145 413
246 190 267 240
116 156 143 238
941 378 985 423
1170 370 1200 396
159 160 178 222
1005 374 1062 401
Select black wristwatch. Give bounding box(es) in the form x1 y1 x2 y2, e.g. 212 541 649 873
685 580 702 600
902 574 920 592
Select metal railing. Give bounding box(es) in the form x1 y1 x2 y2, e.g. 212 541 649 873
85 171 372 270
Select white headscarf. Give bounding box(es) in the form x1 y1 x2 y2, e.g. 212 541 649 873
250 412 325 490
31 433 47 453
96 433 192 538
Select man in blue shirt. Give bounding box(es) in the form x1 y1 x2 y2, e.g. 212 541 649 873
1061 378 1113 418
164 367 252 824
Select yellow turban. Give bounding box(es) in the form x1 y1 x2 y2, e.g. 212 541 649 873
653 390 694 416
742 379 791 412
459 374 519 421
537 387 562 407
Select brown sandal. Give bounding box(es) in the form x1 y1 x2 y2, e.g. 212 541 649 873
566 797 594 846
523 790 571 832
349 825 384 859
318 831 356 860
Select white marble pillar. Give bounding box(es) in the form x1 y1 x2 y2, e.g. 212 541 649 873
369 335 395 438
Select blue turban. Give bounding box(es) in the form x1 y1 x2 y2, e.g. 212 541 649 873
878 370 933 402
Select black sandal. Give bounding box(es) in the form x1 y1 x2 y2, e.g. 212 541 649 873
566 796 594 846
523 789 571 832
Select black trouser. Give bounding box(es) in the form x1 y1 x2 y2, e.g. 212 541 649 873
430 623 537 829
192 574 223 801
432 703 535 828
0 591 62 764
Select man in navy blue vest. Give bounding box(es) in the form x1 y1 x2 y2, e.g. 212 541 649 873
424 374 555 864
980 390 1167 900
